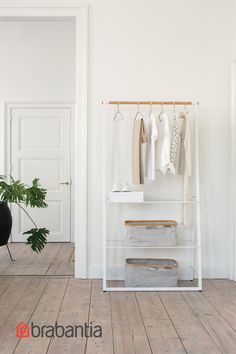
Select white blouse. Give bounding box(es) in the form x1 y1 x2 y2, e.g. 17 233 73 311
145 112 158 180
156 112 171 175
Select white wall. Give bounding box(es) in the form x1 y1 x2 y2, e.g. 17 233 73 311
87 0 233 278
0 20 75 101
0 1 233 278
230 1 236 280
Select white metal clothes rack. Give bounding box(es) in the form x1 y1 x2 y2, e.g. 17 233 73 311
102 100 202 291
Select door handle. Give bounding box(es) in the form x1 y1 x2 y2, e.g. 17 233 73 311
60 181 70 185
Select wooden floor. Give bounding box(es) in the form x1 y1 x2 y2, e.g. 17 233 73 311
0 243 74 276
0 278 236 353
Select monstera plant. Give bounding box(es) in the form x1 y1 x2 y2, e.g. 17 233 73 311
0 176 49 253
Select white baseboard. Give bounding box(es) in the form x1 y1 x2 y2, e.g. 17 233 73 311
202 265 230 279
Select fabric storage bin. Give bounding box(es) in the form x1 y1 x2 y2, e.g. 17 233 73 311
124 220 177 247
125 258 178 287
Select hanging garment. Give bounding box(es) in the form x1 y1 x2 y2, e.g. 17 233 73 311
169 113 180 175
177 110 192 225
156 112 171 175
145 112 158 180
178 111 192 176
132 118 148 184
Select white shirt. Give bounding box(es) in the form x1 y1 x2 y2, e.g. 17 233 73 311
156 112 171 175
145 112 158 180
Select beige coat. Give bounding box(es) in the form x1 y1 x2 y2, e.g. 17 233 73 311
132 118 148 184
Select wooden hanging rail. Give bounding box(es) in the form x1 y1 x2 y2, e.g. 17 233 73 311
107 101 194 105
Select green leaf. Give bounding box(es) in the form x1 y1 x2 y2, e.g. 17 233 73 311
0 177 47 208
0 177 50 252
24 178 47 208
24 228 49 253
0 179 25 203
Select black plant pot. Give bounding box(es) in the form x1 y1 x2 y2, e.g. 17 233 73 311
0 202 12 246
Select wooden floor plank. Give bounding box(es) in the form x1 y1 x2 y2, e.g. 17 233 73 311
110 291 152 354
86 280 114 354
47 279 92 354
0 244 26 274
202 280 236 331
14 278 68 354
25 243 62 275
1 244 42 276
159 292 221 353
0 278 49 354
0 277 32 328
0 273 236 353
182 287 236 353
0 277 12 297
136 292 186 353
0 243 24 262
54 244 75 276
209 279 236 306
46 243 74 276
0 243 74 277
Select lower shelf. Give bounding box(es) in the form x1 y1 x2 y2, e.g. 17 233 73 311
104 286 201 292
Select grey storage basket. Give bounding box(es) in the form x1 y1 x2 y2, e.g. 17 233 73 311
125 220 177 247
125 258 178 287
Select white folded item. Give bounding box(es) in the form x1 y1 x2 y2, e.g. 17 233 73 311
109 191 144 203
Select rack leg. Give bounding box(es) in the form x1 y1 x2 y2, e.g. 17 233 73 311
6 244 15 261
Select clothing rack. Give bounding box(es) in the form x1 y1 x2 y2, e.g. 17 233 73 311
102 99 202 292
105 101 198 106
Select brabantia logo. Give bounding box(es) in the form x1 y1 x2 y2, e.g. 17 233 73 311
16 322 30 338
15 322 102 338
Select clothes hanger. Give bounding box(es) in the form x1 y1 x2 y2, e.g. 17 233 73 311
173 102 176 115
184 102 189 114
134 102 144 121
113 102 124 121
179 102 188 119
149 102 153 118
159 102 164 122
172 102 178 125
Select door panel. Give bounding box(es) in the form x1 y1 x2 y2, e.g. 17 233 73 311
10 107 71 242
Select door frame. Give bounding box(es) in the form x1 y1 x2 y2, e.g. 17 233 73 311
0 1 88 279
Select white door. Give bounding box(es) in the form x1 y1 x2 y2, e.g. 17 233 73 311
10 106 71 242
